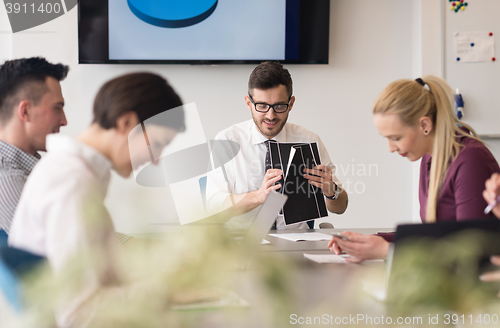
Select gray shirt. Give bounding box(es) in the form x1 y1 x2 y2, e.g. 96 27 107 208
0 141 40 233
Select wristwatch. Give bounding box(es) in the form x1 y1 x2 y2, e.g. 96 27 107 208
325 181 340 201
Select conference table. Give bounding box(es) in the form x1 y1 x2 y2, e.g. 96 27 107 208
134 228 392 328
246 228 389 328
261 228 390 252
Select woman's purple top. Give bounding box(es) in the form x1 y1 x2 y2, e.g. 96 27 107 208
419 133 500 222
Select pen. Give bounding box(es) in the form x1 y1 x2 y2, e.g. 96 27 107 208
484 195 500 214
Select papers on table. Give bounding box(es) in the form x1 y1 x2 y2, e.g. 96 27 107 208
304 253 385 264
304 253 350 263
268 232 333 242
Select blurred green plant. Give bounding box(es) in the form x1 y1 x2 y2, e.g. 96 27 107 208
386 230 500 317
16 222 296 327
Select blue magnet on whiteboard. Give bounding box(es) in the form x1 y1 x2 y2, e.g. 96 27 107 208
128 0 218 28
470 43 475 47
457 57 460 61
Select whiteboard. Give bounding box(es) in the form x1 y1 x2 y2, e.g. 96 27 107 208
444 0 500 135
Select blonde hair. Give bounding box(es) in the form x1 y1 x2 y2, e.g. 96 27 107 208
373 75 482 222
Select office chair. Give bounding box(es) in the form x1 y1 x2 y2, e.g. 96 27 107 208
306 222 334 229
0 245 45 312
0 230 7 248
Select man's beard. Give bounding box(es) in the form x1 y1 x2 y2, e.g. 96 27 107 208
253 115 288 138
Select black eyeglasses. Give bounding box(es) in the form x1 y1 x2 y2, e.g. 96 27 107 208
248 95 291 113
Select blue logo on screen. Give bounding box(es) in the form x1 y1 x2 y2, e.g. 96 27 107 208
128 0 218 28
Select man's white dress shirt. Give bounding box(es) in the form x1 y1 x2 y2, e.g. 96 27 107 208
9 134 117 327
206 119 342 229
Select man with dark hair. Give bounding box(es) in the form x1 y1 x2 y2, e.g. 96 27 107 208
0 57 68 233
206 62 348 229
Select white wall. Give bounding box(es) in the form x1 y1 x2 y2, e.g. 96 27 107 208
0 1 12 62
1 0 421 233
409 0 446 223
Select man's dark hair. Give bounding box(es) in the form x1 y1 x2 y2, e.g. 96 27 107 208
0 57 69 123
93 72 185 131
248 61 293 98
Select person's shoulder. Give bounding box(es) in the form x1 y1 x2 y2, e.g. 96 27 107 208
285 122 322 142
457 137 494 161
30 151 95 186
215 119 253 140
0 165 28 182
452 137 499 172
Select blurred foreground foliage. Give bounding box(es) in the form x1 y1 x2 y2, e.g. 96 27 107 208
387 230 500 318
16 225 296 328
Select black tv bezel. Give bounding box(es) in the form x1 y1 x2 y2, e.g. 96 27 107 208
78 0 330 65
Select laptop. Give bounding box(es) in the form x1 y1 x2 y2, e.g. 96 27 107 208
238 191 288 253
217 191 288 271
385 219 500 308
170 191 287 309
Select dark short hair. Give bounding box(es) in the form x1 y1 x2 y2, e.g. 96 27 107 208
0 57 69 123
248 61 293 98
93 72 185 131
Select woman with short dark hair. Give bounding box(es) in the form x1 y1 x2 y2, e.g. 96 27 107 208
9 72 184 327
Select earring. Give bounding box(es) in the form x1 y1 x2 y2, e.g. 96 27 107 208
424 130 428 135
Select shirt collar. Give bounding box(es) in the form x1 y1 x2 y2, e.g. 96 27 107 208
46 134 112 181
0 140 40 174
250 121 288 145
424 154 432 171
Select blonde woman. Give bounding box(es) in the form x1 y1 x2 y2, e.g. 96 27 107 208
328 76 500 262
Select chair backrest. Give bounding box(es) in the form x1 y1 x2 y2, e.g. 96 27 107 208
0 246 45 312
0 230 8 248
318 222 334 229
0 249 24 312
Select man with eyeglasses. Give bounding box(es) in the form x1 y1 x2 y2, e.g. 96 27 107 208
206 61 348 229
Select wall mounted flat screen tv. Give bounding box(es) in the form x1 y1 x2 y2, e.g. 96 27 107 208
79 0 330 64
